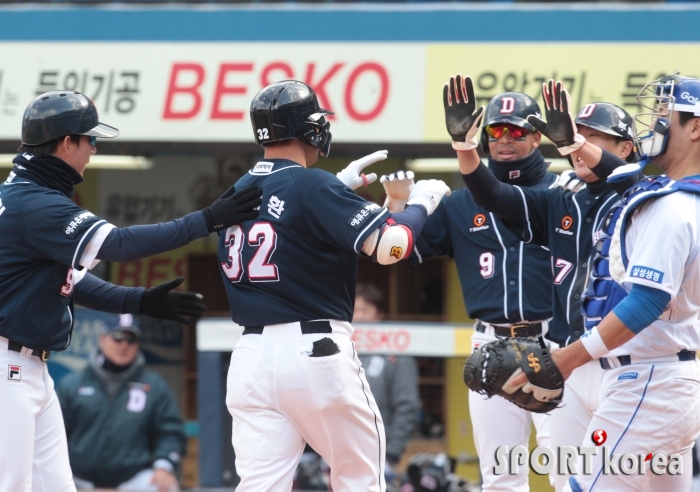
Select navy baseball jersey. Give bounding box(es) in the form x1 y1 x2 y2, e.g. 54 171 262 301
217 159 389 326
414 172 556 325
506 182 618 344
0 174 108 351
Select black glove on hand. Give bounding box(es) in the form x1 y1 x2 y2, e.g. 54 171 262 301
443 74 485 150
527 79 585 156
140 277 207 324
202 185 263 233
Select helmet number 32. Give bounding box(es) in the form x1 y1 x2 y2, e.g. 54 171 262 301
257 128 270 140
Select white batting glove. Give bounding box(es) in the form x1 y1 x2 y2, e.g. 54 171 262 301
407 179 451 216
550 169 586 193
380 170 415 212
336 150 388 190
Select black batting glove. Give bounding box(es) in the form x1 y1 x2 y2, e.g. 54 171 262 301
202 185 263 233
443 74 485 151
140 277 207 324
527 79 585 156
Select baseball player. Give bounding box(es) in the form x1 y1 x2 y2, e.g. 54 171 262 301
0 91 262 492
219 80 449 492
385 82 558 492
515 75 700 491
447 74 644 490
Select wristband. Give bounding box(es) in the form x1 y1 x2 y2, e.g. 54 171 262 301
579 326 609 359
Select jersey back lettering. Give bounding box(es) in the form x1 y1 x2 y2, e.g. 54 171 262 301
217 159 389 326
0 176 106 350
413 173 556 324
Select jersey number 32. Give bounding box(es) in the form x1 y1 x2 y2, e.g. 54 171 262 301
221 222 279 282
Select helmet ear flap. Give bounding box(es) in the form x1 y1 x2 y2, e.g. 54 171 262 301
480 129 490 155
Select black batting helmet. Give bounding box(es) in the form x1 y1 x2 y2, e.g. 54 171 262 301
22 91 119 145
480 92 542 154
250 80 334 157
575 102 636 162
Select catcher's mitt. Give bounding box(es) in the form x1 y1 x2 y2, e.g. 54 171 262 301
463 337 564 413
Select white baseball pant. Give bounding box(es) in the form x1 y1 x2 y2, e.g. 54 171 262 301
563 359 700 492
470 329 554 492
226 320 386 492
0 337 76 492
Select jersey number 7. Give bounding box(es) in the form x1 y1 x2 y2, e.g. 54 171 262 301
221 222 279 282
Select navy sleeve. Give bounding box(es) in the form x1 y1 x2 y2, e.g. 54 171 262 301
412 196 452 264
21 192 105 269
506 185 552 246
460 163 522 224
592 149 645 195
74 273 145 314
97 211 209 262
292 169 390 254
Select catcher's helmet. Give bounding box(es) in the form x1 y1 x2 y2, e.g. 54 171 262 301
22 91 119 145
635 73 700 163
250 80 334 157
480 92 542 154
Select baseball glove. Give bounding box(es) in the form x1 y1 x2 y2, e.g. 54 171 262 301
463 337 564 413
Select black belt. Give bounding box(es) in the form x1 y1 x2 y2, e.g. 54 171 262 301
243 320 333 336
475 320 543 338
599 349 696 370
7 340 50 362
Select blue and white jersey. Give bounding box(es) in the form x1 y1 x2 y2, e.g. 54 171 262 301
413 173 556 325
217 159 389 326
0 174 112 351
607 176 700 357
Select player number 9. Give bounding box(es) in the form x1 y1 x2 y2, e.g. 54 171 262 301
479 252 495 279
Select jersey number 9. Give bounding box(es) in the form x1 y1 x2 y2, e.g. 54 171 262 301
479 252 495 279
221 222 279 282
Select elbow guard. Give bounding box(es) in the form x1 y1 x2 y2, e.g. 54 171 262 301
372 218 414 265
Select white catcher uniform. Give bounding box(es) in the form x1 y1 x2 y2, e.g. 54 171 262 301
564 185 700 492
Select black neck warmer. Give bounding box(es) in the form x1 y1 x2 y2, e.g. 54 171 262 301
585 178 610 196
11 153 83 198
488 149 547 187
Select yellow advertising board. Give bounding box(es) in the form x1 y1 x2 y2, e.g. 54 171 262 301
424 43 700 142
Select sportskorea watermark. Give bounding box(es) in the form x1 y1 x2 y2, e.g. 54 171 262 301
494 446 683 477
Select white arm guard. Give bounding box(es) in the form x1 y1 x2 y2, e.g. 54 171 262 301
361 223 413 265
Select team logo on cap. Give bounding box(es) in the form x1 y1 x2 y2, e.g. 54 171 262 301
7 365 20 381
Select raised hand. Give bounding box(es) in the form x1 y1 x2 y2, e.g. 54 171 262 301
336 150 388 190
527 79 585 156
380 170 415 212
443 74 485 151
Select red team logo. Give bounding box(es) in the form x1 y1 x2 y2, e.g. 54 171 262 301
562 216 573 231
474 214 487 227
7 365 20 381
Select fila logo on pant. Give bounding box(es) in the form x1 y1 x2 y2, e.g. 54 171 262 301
7 365 20 381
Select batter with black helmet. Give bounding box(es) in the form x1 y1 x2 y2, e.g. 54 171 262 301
220 80 450 492
383 84 557 491
0 91 262 492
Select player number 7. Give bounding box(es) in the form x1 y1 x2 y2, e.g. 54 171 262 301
553 258 574 285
